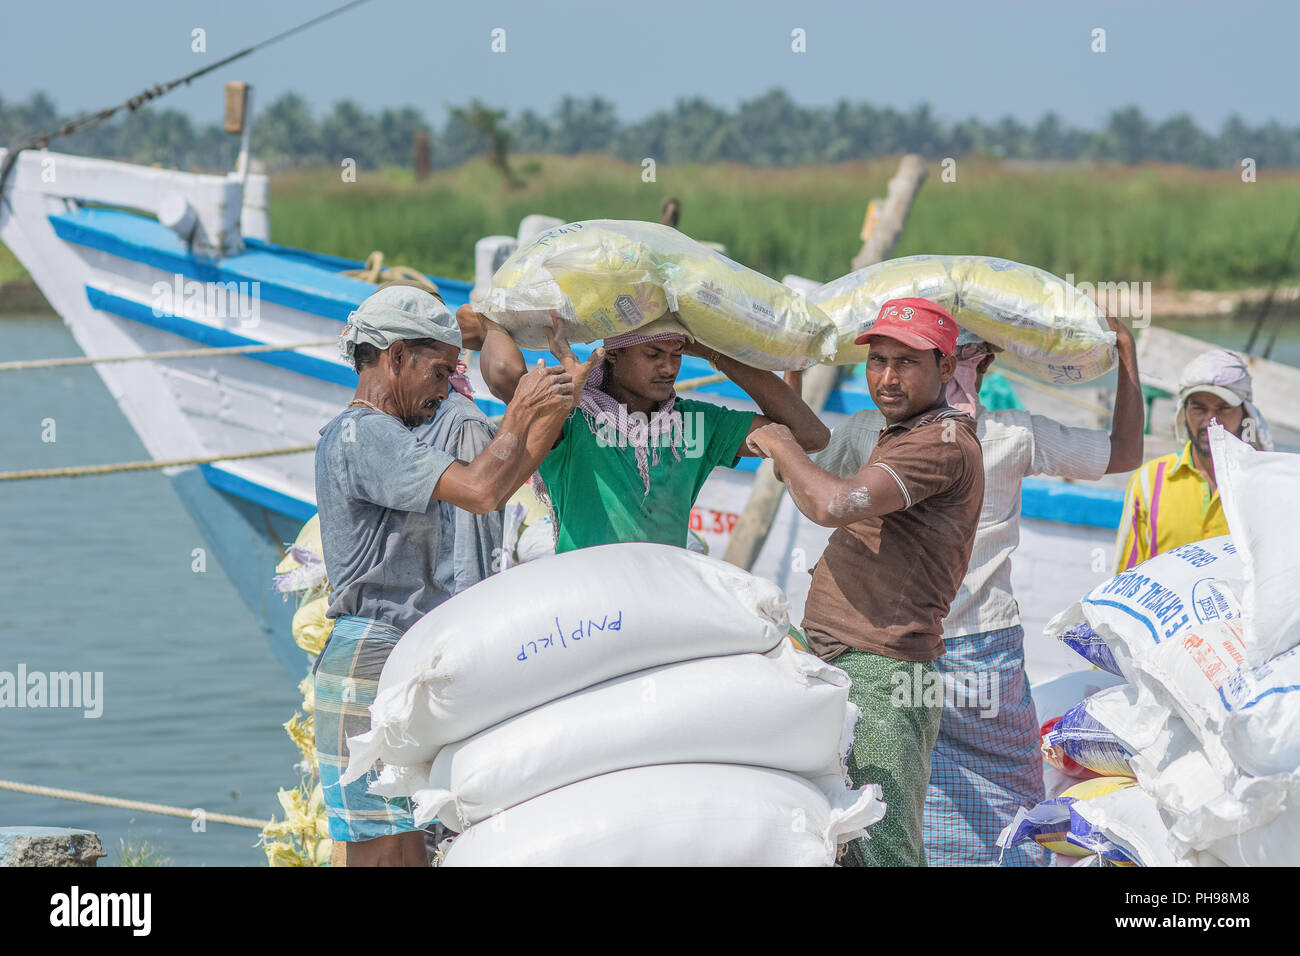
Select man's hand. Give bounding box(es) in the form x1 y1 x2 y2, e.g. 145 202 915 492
510 359 574 415
745 422 799 458
1105 311 1135 350
545 318 604 400
456 304 489 351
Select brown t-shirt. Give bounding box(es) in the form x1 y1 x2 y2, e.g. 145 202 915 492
802 403 984 663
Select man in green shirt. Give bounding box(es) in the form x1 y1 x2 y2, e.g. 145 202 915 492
474 309 829 552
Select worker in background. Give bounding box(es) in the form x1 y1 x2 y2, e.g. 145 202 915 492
749 298 984 867
474 307 829 552
1115 347 1273 572
313 286 588 866
802 311 1143 866
409 354 504 858
415 357 505 594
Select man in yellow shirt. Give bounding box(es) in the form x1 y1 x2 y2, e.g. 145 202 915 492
1116 348 1274 571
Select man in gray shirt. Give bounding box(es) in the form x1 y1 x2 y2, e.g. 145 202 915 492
417 389 505 597
313 285 599 867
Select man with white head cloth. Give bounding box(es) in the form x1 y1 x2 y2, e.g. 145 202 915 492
312 286 594 866
1115 347 1274 571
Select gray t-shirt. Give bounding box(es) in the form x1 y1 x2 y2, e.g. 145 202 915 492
315 407 457 633
413 392 504 597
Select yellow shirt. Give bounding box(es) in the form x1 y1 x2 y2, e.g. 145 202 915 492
1114 442 1230 572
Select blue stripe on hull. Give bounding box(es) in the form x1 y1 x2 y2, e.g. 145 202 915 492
50 208 471 320
85 285 360 387
201 466 317 524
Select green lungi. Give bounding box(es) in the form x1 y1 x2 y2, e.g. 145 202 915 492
833 648 944 867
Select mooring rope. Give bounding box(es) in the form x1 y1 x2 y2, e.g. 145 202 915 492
0 0 374 204
0 779 270 829
0 339 339 372
1 372 732 476
0 445 316 482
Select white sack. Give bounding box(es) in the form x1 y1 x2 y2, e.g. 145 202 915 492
440 764 885 867
1210 424 1300 665
1135 619 1300 777
1047 535 1243 681
1173 773 1300 867
1069 785 1182 867
407 641 856 828
342 543 788 783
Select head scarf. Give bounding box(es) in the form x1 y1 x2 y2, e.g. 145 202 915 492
581 317 695 495
1174 348 1273 451
603 315 696 351
337 286 461 363
449 356 474 399
944 328 995 418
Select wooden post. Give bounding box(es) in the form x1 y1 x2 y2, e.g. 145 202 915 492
723 154 929 570
660 196 681 228
413 132 431 183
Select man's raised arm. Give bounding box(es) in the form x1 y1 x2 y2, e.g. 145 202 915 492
685 345 830 454
745 423 906 527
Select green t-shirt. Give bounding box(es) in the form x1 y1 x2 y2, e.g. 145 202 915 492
537 398 755 553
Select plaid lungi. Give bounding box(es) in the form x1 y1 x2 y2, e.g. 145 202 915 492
314 615 418 843
922 624 1047 866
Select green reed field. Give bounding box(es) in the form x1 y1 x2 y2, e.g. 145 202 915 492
4 156 1298 290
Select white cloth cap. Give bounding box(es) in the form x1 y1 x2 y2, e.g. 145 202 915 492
338 286 461 362
1174 348 1273 450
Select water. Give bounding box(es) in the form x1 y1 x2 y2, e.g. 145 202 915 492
1156 312 1300 368
1 311 1297 867
0 317 300 866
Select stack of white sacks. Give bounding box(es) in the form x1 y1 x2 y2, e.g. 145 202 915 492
340 542 885 866
1002 424 1300 866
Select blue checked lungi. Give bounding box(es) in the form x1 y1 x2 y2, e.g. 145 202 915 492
922 624 1047 866
314 616 418 843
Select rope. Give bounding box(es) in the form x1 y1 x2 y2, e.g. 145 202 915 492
0 339 339 372
0 445 315 482
0 0 373 203
0 779 270 829
340 251 442 297
2 367 729 472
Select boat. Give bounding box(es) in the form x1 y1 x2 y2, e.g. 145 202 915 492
2 137 1204 685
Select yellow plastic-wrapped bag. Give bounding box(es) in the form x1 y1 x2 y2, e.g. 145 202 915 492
813 255 1117 384
996 775 1140 862
273 514 333 655
481 219 837 370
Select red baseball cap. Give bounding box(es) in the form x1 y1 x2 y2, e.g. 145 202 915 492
855 297 958 355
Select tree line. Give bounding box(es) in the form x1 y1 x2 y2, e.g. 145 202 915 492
3 88 1297 173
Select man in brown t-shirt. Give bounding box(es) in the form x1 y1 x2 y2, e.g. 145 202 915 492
748 297 983 867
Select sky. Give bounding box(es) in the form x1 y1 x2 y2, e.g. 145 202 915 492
0 0 1296 132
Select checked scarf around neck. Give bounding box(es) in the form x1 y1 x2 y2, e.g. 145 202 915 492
578 342 688 496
